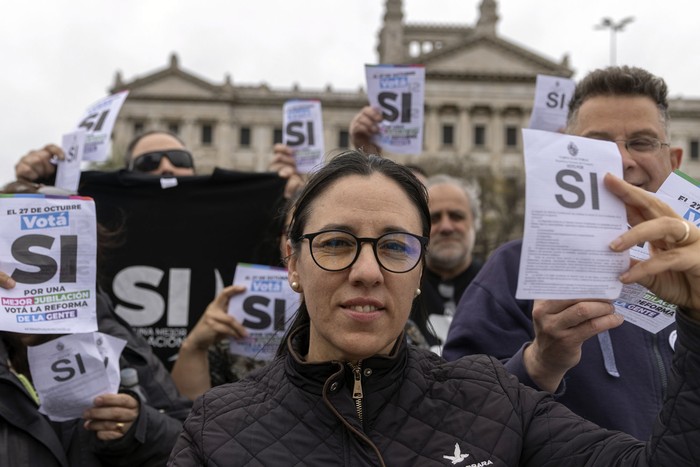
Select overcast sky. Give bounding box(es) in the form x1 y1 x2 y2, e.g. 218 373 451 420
2 0 698 185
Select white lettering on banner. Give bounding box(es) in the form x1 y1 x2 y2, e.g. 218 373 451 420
113 266 165 326
167 268 190 327
113 266 226 328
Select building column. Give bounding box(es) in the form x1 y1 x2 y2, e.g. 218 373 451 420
425 105 439 156
490 106 504 174
456 106 471 158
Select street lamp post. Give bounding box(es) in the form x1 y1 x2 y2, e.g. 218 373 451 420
595 17 634 66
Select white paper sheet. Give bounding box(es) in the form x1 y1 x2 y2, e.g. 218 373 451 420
28 332 126 421
528 75 576 132
73 91 129 162
516 129 628 299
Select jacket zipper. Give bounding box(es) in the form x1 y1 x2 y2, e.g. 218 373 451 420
651 333 668 398
348 361 364 423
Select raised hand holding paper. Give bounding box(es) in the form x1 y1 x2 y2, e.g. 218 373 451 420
27 332 126 421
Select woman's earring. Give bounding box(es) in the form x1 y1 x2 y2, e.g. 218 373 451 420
414 288 421 297
291 281 301 292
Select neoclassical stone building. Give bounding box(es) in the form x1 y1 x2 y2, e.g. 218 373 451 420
109 0 700 181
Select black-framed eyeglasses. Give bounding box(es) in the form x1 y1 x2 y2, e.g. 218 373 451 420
612 137 670 156
129 149 195 172
299 229 428 273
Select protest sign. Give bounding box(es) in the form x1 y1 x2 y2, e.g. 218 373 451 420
227 263 298 361
528 75 575 132
73 91 129 162
283 99 324 173
27 332 126 421
365 64 425 154
55 130 87 193
0 195 97 333
78 168 287 366
516 129 627 299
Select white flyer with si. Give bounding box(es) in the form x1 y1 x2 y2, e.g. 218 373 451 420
73 90 129 162
365 64 424 155
516 129 628 299
528 74 575 132
27 332 126 421
283 100 325 173
227 263 299 361
55 130 87 193
0 195 97 333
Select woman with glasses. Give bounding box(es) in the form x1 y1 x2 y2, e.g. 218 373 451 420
170 150 700 466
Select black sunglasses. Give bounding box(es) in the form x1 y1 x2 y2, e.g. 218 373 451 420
129 149 195 172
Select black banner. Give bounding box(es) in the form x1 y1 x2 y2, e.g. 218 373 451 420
78 168 287 367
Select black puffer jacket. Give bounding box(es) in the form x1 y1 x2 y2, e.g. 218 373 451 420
170 310 700 466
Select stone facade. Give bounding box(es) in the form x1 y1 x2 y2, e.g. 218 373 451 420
109 0 700 181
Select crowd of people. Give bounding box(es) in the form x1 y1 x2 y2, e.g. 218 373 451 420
2 65 700 466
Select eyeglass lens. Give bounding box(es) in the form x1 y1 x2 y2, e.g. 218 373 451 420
309 230 423 272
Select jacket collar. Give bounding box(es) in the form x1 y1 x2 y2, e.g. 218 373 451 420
283 325 408 397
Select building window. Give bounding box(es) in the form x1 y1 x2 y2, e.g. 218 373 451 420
505 125 518 148
201 123 214 145
442 124 454 146
273 128 283 145
474 124 486 147
240 127 251 147
338 130 349 148
133 122 144 136
167 122 180 135
691 139 700 161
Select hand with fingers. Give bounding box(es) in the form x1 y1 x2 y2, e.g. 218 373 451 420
170 285 248 399
0 271 16 290
269 144 304 199
83 393 139 441
349 106 383 154
524 299 624 392
524 174 700 393
605 173 700 318
15 144 64 182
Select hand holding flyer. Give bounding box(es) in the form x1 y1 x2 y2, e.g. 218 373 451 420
27 332 126 422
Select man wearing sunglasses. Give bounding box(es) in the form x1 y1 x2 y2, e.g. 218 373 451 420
442 66 683 441
123 130 196 176
15 132 303 198
15 130 195 181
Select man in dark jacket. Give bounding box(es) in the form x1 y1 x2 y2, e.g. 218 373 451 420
443 66 683 440
412 174 482 352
